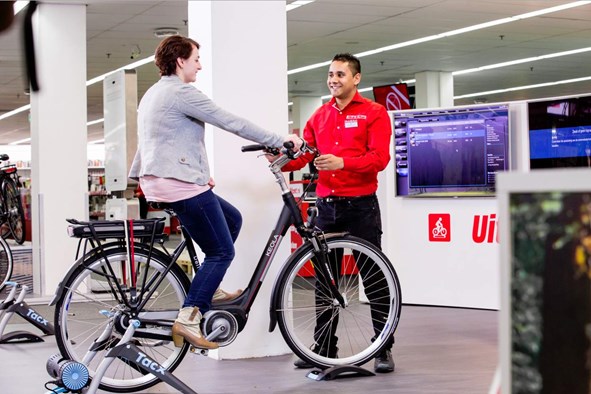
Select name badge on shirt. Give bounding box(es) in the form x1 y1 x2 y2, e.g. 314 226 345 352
345 119 358 128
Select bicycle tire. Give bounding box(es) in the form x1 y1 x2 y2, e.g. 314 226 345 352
2 179 26 244
54 244 191 393
274 234 401 369
0 235 13 292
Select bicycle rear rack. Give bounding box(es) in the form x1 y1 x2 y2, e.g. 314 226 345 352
0 281 54 343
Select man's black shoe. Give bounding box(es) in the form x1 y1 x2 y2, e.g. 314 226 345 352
374 349 395 373
293 345 339 369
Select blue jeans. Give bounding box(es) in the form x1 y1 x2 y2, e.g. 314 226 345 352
170 190 242 313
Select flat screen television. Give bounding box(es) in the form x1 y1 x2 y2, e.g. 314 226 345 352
393 104 510 197
528 95 591 169
373 83 411 111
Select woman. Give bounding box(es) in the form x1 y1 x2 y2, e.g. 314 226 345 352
129 35 301 350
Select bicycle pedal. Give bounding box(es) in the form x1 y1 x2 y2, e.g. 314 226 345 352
189 346 209 356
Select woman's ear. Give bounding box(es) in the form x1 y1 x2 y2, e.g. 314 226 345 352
176 57 184 69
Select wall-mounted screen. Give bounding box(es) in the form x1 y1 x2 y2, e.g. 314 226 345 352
393 104 510 197
529 95 591 169
373 83 412 111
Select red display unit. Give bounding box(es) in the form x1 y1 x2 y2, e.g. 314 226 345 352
373 83 411 111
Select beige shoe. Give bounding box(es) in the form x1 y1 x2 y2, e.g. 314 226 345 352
212 288 243 303
171 307 219 349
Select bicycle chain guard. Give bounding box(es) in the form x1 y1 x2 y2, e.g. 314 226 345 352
202 310 239 347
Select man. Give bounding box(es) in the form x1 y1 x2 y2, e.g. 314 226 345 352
282 53 394 373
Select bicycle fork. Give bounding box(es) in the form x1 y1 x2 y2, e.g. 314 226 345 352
309 235 346 308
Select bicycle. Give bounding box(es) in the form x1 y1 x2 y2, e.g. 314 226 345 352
49 142 402 393
0 235 14 292
0 154 26 245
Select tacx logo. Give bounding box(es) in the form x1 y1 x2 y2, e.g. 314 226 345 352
27 309 49 326
428 213 450 242
135 352 166 375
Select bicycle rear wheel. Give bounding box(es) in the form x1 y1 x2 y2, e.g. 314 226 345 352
274 235 401 369
2 179 26 244
0 236 13 292
54 246 190 393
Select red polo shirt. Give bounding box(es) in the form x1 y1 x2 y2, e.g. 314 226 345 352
284 91 392 197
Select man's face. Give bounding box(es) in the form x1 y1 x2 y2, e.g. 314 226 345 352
327 60 360 100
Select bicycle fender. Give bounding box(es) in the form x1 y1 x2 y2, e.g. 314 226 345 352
268 243 314 332
48 241 146 306
268 232 348 332
48 254 86 306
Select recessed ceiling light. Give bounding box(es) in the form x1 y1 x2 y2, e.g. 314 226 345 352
153 28 179 38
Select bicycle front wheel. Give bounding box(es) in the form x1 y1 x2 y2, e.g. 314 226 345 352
274 235 401 369
0 236 13 292
2 179 26 244
54 246 190 393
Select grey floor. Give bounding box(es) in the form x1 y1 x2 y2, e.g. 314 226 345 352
0 304 497 394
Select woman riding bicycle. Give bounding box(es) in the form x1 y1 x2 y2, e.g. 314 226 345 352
128 35 302 350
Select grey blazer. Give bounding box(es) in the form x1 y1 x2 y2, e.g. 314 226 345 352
129 75 283 185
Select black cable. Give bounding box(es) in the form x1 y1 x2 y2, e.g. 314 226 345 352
22 1 38 92
44 380 65 393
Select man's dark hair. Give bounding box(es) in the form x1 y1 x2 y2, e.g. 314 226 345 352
155 35 200 76
332 53 361 75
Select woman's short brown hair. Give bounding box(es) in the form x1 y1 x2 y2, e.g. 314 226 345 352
154 35 200 76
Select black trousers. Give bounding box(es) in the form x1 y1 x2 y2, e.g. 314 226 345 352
312 194 394 352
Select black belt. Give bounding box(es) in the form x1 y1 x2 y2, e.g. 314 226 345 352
319 193 376 203
148 201 173 210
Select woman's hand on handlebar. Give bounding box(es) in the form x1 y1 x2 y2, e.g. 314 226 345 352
265 134 303 162
283 134 304 152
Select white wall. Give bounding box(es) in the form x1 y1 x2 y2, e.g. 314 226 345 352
188 1 291 359
381 102 530 310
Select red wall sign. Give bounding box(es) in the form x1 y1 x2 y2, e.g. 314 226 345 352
428 213 451 242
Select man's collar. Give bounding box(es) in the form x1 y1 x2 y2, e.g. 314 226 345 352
329 90 364 109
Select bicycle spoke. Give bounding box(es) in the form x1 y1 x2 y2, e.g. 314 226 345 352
276 236 401 369
54 249 189 392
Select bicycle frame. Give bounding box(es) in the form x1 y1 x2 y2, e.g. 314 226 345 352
179 151 320 332
52 144 341 342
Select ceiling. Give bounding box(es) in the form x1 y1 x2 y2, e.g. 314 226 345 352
1 0 591 145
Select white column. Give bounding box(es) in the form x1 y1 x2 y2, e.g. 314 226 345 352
290 96 321 136
415 71 454 108
30 4 87 296
290 96 321 180
188 1 290 359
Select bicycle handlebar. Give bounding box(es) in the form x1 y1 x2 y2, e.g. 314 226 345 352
240 140 317 158
240 144 268 153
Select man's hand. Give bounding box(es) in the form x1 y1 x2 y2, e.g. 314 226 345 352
314 154 344 171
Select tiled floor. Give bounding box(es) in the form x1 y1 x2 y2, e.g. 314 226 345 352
0 304 498 394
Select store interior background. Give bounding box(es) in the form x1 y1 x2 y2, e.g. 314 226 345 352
1 0 591 389
0 1 590 392
2 0 591 146
1 0 590 329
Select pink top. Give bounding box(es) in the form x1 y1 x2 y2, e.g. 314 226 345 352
139 175 210 202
